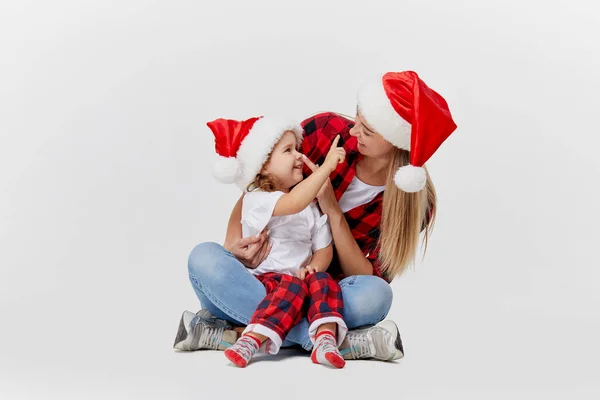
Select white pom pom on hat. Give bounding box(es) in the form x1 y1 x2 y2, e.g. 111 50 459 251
211 156 242 184
357 71 457 192
394 165 427 193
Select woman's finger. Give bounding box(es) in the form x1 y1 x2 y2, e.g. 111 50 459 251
238 233 263 248
250 242 266 266
252 239 271 267
245 236 266 259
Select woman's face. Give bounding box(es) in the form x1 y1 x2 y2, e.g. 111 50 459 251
263 131 304 190
349 110 395 158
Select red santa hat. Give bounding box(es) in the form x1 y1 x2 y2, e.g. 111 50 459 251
206 116 303 191
357 71 457 192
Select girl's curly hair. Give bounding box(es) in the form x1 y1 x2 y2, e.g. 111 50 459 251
245 152 284 193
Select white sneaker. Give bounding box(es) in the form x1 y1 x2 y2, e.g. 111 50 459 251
344 320 404 361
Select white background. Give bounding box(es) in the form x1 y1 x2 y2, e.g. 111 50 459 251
1 0 599 399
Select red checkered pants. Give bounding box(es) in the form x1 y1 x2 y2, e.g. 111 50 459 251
243 271 346 354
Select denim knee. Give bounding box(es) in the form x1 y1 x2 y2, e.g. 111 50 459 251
341 276 393 325
187 241 226 282
367 278 393 319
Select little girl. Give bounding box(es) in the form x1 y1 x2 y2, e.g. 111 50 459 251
207 115 348 368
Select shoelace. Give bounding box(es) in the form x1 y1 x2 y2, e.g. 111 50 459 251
197 324 224 350
347 332 373 359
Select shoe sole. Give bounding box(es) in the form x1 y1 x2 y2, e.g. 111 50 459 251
392 323 404 360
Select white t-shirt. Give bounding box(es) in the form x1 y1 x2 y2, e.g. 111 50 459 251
338 175 386 213
241 190 332 276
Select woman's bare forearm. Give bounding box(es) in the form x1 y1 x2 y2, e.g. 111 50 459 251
328 212 374 276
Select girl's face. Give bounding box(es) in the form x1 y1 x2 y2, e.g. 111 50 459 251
263 131 304 190
349 110 395 158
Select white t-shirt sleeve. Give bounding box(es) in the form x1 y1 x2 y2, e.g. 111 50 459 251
241 191 285 238
310 203 332 252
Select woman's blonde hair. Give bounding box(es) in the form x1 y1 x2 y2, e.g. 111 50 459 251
377 147 436 279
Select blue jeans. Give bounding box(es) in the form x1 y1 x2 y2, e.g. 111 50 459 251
188 242 393 351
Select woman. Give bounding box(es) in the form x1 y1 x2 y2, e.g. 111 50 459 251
174 71 457 361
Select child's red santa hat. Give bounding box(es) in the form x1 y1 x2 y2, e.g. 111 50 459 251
357 71 457 192
207 116 303 191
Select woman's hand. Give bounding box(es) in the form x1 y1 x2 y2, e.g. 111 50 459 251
302 155 342 217
224 230 271 269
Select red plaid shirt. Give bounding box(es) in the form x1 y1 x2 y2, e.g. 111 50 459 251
301 112 389 282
